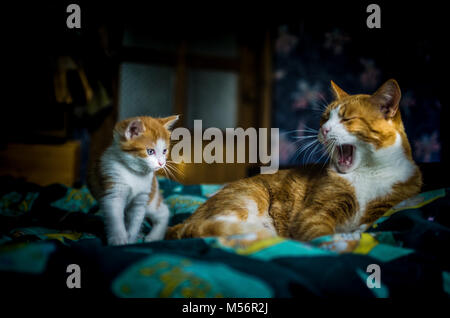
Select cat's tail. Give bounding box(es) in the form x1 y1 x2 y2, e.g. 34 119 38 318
165 220 273 240
165 223 185 240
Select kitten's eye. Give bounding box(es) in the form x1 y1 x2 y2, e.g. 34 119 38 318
147 148 155 155
163 149 167 155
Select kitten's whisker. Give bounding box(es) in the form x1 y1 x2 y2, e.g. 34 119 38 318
165 163 184 177
166 162 184 180
165 163 180 172
162 166 178 182
161 166 171 180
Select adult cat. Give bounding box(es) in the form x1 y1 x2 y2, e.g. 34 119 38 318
166 79 422 241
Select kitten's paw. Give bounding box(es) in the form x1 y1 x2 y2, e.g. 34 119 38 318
108 235 129 246
143 232 164 243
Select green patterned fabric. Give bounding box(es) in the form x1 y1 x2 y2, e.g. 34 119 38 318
0 175 449 297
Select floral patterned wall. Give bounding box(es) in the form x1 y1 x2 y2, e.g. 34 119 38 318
272 23 442 166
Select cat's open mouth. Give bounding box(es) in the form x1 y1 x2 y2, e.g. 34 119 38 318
335 144 355 172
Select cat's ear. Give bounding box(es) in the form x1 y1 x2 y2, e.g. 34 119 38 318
370 79 401 119
331 81 349 100
159 115 180 130
124 119 145 140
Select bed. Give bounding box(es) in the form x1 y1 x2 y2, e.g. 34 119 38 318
0 175 449 298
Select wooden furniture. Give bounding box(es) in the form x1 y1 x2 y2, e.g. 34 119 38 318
0 141 81 186
112 27 273 185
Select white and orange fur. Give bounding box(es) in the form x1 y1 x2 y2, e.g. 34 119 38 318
166 79 422 241
88 115 178 245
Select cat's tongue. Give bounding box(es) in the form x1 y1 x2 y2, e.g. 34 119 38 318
338 144 354 166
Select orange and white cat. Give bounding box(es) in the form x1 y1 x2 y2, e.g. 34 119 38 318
89 115 178 245
166 79 422 241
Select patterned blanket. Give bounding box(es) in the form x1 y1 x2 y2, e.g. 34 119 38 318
0 176 449 298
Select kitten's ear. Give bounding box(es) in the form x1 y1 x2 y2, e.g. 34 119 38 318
370 79 401 119
159 115 180 130
331 81 349 100
120 118 144 140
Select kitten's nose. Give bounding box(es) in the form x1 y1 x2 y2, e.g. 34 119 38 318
158 161 164 167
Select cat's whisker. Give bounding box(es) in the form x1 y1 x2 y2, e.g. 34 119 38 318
311 102 328 115
319 139 337 168
317 143 330 163
292 138 320 163
292 135 318 140
300 127 319 133
283 130 319 139
314 137 334 166
292 135 318 144
293 139 318 159
280 130 303 137
328 140 338 165
305 142 321 164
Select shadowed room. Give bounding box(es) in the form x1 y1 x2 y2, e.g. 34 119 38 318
0 1 449 300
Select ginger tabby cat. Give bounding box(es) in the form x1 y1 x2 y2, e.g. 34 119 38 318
166 79 422 241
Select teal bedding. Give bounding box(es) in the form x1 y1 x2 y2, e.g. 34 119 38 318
0 176 449 297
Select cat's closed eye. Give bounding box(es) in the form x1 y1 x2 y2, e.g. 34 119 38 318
341 117 357 123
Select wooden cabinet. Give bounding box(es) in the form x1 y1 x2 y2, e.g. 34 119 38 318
115 27 273 184
0 141 81 186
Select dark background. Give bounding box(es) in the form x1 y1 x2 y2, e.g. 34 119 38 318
2 1 448 187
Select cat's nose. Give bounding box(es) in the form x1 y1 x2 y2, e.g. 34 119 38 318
321 126 330 137
158 161 164 167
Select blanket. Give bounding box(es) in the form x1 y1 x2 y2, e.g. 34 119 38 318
0 175 449 298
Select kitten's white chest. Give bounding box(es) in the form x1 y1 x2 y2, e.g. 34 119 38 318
107 159 154 202
101 146 154 200
123 169 153 198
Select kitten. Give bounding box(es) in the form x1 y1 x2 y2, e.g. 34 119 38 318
89 115 178 245
166 79 422 241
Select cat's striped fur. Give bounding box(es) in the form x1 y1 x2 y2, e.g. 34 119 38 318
166 80 422 241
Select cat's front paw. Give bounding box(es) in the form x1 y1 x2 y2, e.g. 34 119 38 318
108 234 129 246
353 224 369 234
